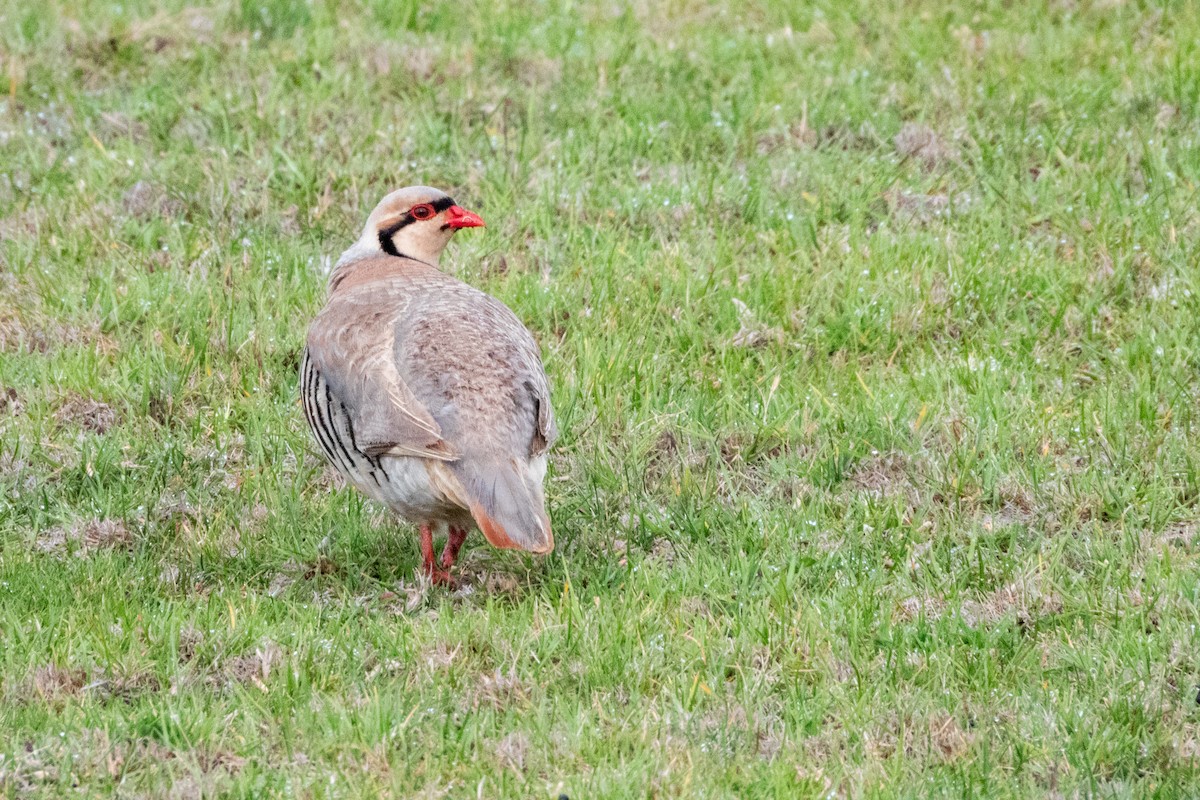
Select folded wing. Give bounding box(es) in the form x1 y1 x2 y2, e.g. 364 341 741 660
305 291 457 461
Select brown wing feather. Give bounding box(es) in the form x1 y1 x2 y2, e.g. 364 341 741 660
305 285 457 462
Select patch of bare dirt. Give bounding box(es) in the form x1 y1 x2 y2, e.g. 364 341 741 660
979 480 1037 531
648 537 676 566
363 655 405 681
421 643 460 671
1175 723 1200 759
192 748 247 773
681 596 712 619
176 626 203 664
470 669 530 710
897 595 947 622
1152 521 1198 549
0 310 115 356
375 579 431 613
169 113 211 149
362 39 462 83
729 298 785 349
928 712 975 760
813 121 883 152
81 518 134 548
156 492 199 528
867 711 975 763
53 394 117 434
757 727 785 760
756 117 817 154
219 641 283 690
0 450 39 493
952 24 991 58
644 428 714 492
0 206 43 243
649 428 678 463
979 507 1030 532
278 204 301 235
847 452 918 498
0 728 175 794
885 189 973 224
35 518 134 556
608 538 630 567
495 732 529 771
121 180 185 221
476 571 520 595
127 7 216 53
622 0 722 41
28 664 88 701
1089 247 1116 285
32 525 69 554
718 431 790 466
1155 101 1178 131
694 703 786 761
12 663 158 705
0 387 21 415
508 54 562 87
266 559 301 597
95 670 163 702
960 574 1063 629
893 122 959 170
95 110 149 142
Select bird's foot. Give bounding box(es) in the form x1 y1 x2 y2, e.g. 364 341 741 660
421 563 457 588
419 522 447 586
419 522 465 588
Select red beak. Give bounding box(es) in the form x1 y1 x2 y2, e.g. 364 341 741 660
445 205 485 229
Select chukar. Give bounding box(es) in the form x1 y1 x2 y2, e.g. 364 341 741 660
301 186 556 585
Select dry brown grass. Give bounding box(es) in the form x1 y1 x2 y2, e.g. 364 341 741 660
470 669 531 711
862 711 976 763
847 452 921 499
728 298 786 349
960 573 1063 629
53 394 117 434
893 123 959 170
120 180 185 221
219 641 284 690
34 518 134 556
494 731 530 771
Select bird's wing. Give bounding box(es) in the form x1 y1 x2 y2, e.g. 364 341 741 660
305 288 457 461
522 346 556 458
399 288 556 460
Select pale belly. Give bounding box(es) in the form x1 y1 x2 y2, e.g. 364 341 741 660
348 454 473 527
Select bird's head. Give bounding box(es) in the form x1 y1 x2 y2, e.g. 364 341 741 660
357 185 485 266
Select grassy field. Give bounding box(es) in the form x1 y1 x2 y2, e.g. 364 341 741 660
2 0 1200 796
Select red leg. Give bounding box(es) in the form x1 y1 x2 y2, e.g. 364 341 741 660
419 523 453 586
441 526 469 569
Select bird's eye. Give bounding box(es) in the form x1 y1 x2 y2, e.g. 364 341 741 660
411 204 435 220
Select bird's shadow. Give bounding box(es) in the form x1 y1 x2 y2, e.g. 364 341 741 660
284 524 575 606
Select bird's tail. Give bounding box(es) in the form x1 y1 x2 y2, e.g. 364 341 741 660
452 458 553 554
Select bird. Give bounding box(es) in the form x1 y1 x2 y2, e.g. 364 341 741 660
301 186 556 585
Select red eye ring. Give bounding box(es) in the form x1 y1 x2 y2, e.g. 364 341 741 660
410 204 435 220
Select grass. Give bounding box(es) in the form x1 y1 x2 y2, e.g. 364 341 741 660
2 0 1200 795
